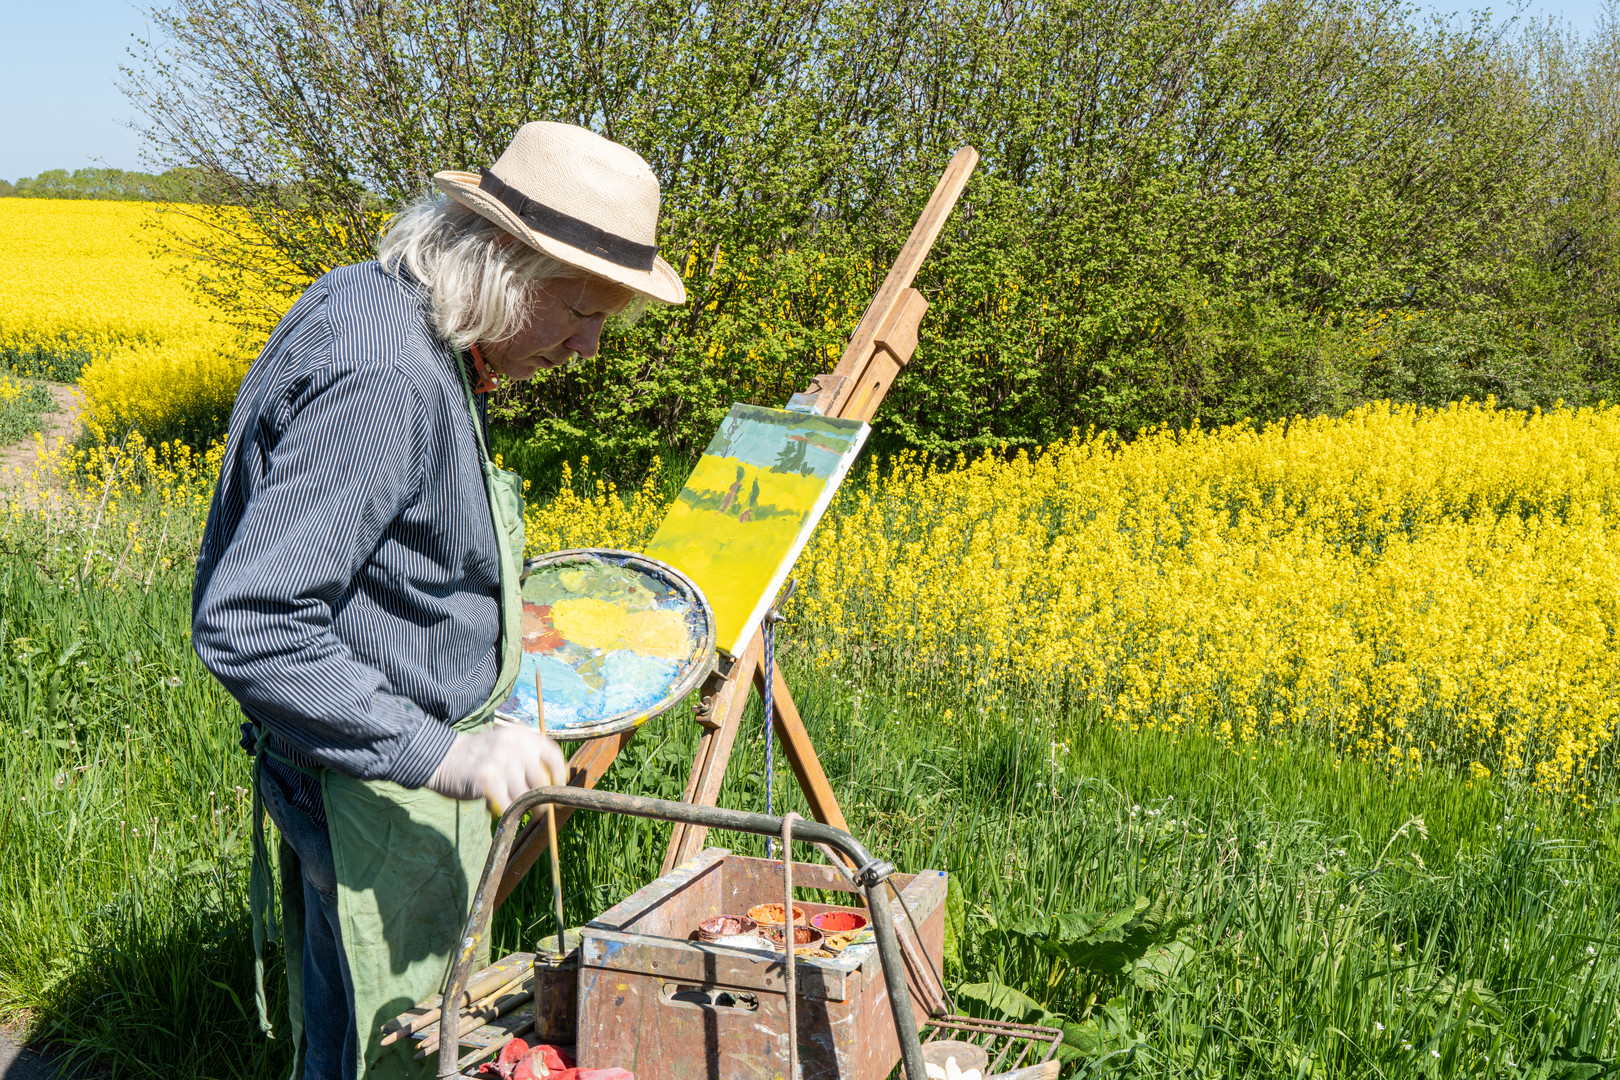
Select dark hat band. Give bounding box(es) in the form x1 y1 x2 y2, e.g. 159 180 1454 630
478 169 657 272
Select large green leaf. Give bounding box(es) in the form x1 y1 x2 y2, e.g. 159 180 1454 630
990 894 1191 975
955 981 1051 1026
1130 940 1197 993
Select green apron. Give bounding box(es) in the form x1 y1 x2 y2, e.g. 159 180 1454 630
249 350 526 1079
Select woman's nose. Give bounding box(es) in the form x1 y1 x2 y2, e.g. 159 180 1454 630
568 318 607 359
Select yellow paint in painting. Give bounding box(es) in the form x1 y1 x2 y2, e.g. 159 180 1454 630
549 598 690 657
647 456 828 653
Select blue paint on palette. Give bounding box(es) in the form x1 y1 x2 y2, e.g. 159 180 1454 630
506 651 680 729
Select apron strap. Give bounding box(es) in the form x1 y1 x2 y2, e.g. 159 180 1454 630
248 751 281 1037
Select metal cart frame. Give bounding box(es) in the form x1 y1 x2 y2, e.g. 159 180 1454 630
439 786 931 1080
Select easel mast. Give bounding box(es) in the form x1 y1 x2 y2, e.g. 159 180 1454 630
495 147 979 905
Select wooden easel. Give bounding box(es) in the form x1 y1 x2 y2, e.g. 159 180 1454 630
494 147 979 907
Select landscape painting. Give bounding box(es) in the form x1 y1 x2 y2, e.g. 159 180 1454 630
645 404 869 656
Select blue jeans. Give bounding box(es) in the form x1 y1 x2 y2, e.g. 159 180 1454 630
259 755 357 1080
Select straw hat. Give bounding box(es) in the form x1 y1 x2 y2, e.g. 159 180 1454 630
434 122 686 305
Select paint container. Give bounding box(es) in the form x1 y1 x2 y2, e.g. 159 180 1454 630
697 914 758 941
762 924 825 953
711 933 775 956
821 929 875 955
811 910 869 934
747 903 806 926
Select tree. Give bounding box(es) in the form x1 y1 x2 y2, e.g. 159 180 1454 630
127 0 1620 467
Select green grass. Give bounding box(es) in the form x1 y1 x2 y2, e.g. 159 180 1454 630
1 337 96 383
0 378 52 443
1 555 1616 1077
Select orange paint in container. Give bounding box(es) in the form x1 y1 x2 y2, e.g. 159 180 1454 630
747 903 805 926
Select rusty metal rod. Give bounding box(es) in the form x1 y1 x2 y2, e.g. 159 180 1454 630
437 786 926 1080
537 668 566 961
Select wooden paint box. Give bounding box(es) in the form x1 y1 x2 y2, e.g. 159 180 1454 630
576 848 947 1080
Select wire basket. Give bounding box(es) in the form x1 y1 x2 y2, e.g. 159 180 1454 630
922 1013 1064 1077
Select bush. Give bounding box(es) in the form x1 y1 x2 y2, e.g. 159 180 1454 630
130 0 1620 469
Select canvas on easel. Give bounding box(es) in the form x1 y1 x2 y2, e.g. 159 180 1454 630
644 404 868 658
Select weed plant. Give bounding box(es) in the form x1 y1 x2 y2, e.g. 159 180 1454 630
0 378 52 445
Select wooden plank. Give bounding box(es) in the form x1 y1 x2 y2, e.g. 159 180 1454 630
874 287 929 365
581 927 851 1001
661 635 764 872
495 729 638 908
819 146 979 416
839 349 904 426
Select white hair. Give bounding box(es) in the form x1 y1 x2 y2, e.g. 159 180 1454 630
377 195 579 350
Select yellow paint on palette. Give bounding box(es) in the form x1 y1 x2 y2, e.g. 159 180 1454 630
550 598 690 657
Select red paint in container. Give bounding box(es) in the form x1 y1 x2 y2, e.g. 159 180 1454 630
811 910 870 933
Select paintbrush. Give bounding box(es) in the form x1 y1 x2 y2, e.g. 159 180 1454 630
537 667 567 960
411 974 532 1059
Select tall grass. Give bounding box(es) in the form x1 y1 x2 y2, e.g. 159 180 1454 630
506 660 1620 1077
0 565 277 1078
1 439 1617 1077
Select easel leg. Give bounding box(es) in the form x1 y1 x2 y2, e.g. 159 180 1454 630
495 728 637 908
661 637 762 873
659 646 853 871
759 662 849 835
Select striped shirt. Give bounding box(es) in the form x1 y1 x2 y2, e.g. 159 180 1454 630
193 261 503 799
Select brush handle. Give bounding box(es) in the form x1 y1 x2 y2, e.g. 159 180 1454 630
536 668 567 957
547 803 565 957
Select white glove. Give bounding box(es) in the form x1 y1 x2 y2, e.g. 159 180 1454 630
425 724 568 814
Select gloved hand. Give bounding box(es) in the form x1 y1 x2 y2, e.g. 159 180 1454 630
426 724 568 814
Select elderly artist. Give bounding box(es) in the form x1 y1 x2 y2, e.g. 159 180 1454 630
192 123 686 1080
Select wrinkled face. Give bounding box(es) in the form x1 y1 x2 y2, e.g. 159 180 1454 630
479 274 636 381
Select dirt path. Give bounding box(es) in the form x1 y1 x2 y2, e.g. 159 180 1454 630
0 383 81 487
0 1028 57 1080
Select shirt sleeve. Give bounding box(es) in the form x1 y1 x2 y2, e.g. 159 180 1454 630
192 358 458 787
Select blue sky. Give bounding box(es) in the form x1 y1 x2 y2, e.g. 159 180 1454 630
0 0 1612 183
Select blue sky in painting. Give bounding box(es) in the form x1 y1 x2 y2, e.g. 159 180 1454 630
704 406 865 478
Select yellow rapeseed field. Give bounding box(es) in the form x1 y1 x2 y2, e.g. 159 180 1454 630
0 199 256 439
11 199 1615 788
0 199 213 348
529 400 1620 791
